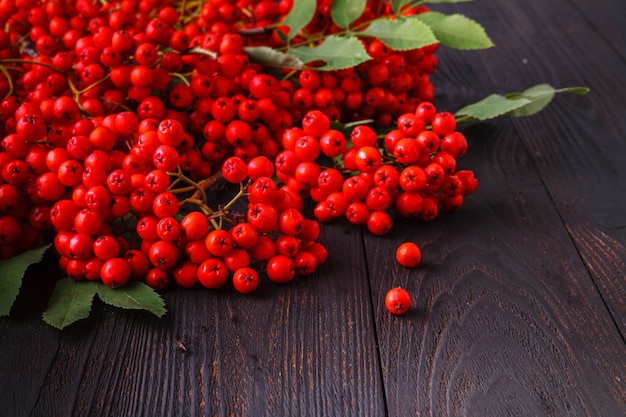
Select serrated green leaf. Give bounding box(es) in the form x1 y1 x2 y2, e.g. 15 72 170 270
42 278 97 330
331 0 366 29
456 85 590 122
505 84 555 117
96 281 166 318
281 0 317 40
506 84 588 118
0 244 51 316
416 12 493 50
455 94 531 121
244 46 305 69
289 35 371 70
356 17 438 51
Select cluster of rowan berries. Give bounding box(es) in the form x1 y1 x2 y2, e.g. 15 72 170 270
273 106 477 237
0 0 476 299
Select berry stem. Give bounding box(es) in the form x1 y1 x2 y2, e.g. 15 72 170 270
0 58 65 74
169 71 191 87
222 181 247 212
169 166 210 206
0 65 14 98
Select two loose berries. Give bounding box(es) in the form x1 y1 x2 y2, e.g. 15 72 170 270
384 242 422 315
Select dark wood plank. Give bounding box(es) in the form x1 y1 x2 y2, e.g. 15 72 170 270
0 319 62 417
1 1 625 416
9 220 386 417
0 250 74 417
366 0 626 415
567 0 626 58
451 0 626 336
367 119 626 416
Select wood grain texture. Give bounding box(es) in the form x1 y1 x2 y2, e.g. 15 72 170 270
449 0 626 336
365 0 626 414
0 249 71 417
0 319 61 417
366 119 626 417
567 0 626 59
1 1 625 416
14 220 385 417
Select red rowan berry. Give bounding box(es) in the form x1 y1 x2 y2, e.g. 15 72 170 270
396 242 421 268
385 287 411 315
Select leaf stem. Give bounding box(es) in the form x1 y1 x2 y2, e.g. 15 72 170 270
454 115 474 125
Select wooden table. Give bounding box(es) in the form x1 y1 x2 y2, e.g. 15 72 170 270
2 0 625 415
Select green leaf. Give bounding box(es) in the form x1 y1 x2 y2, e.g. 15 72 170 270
456 84 590 122
505 84 555 117
455 94 530 121
331 0 366 29
41 279 166 330
505 84 589 117
96 281 166 318
390 0 413 14
281 0 317 40
416 11 493 50
244 46 305 69
356 17 438 51
42 278 97 330
289 35 371 70
0 244 51 316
